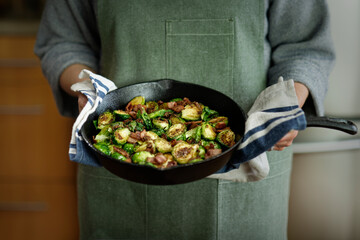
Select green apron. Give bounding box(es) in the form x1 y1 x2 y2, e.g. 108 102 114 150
77 1 292 239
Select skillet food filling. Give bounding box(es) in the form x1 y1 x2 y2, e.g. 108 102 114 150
92 96 236 169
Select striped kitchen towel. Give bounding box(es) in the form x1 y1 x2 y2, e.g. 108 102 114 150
210 77 307 181
69 69 117 166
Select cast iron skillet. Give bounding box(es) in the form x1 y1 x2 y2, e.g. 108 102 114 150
81 79 358 185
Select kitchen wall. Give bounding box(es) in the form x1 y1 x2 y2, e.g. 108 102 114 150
288 0 360 239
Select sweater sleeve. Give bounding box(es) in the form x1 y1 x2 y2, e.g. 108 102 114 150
34 0 100 117
266 0 335 116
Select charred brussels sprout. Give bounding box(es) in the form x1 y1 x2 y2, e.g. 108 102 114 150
148 109 173 119
181 104 201 121
209 116 228 125
144 131 159 141
114 110 131 121
216 129 236 148
132 151 154 165
113 128 131 145
152 118 170 130
172 142 199 164
201 106 218 122
154 138 172 153
134 141 156 153
167 123 186 140
201 123 217 140
98 110 115 129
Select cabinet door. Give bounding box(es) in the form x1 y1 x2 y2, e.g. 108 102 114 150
0 183 79 240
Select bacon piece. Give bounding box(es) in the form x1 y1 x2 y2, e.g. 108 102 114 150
154 153 167 165
205 149 222 159
113 146 130 158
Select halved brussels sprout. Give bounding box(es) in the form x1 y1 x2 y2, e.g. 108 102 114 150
169 115 185 125
167 123 186 140
200 140 222 150
132 151 154 164
154 138 172 153
181 104 201 121
201 106 218 122
128 96 145 106
143 131 159 141
201 123 217 140
172 142 199 164
134 140 156 153
113 128 131 145
216 129 236 148
152 118 170 130
114 110 131 121
148 109 174 119
209 116 228 126
98 110 115 129
198 145 206 159
94 126 112 143
185 126 202 143
145 101 159 113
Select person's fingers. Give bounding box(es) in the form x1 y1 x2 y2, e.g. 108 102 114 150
269 130 299 151
77 93 88 112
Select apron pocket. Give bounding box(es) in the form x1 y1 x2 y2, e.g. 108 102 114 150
165 18 234 97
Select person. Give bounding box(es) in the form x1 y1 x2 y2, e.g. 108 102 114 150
34 0 335 239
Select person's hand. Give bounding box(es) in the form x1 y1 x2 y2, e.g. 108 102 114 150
77 92 88 113
270 81 309 151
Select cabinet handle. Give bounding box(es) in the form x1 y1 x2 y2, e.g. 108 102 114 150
0 105 44 115
0 202 48 212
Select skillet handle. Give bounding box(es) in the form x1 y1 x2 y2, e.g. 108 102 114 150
305 115 358 135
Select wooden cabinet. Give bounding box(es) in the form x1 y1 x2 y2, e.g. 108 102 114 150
0 36 78 239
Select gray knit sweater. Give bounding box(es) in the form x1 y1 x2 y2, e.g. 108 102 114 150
34 0 335 118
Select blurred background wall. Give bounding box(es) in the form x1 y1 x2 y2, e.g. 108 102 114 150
288 0 360 239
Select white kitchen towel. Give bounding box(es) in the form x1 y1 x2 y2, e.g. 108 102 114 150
68 70 307 182
69 69 117 166
208 77 307 182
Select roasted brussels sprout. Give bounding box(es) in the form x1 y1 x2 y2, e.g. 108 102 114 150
181 104 201 121
132 151 154 164
152 118 170 130
145 101 159 113
201 123 217 140
94 126 112 143
113 128 131 145
216 129 236 148
169 115 185 124
154 138 172 153
200 140 222 150
185 126 202 143
148 109 173 119
134 140 156 153
167 123 186 140
114 110 131 121
111 152 128 161
98 110 115 129
128 96 145 106
143 131 159 141
172 142 199 164
123 143 135 155
94 142 111 155
201 106 218 122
